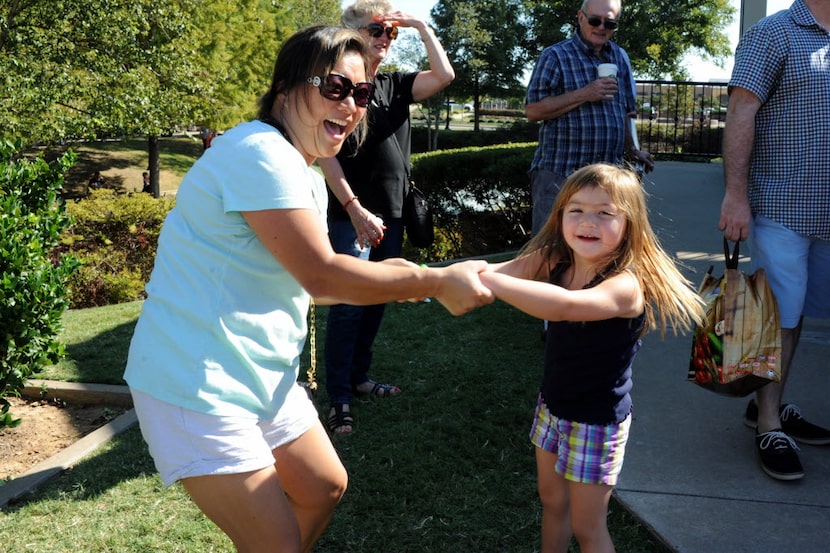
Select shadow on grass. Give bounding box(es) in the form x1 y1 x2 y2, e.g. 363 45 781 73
64 320 137 385
47 320 136 386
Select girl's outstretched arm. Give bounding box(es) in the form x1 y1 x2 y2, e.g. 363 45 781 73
480 270 643 323
488 249 551 280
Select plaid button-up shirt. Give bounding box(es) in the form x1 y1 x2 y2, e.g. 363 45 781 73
526 32 636 178
730 0 830 240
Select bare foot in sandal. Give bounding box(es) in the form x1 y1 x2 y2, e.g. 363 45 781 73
327 403 354 434
354 378 401 398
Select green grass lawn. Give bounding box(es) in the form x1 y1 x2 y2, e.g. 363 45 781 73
1 299 668 552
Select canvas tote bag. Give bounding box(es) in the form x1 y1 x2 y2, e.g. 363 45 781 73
687 239 782 396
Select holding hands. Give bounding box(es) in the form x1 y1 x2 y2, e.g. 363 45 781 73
375 258 494 315
432 260 495 315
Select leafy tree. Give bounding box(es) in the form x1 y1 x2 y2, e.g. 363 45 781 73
0 142 79 428
283 0 341 29
85 0 208 197
0 0 209 196
0 1 313 195
189 0 342 133
383 29 448 150
431 0 532 131
0 1 84 143
525 0 735 80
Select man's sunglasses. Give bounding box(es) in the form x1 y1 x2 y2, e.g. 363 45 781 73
362 22 398 40
307 74 375 108
581 11 619 30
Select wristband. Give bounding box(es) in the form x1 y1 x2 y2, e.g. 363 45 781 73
343 196 358 209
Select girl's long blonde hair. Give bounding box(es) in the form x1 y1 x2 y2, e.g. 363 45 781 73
522 163 706 336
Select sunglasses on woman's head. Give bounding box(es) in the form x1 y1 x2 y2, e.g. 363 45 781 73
362 22 398 40
581 10 619 30
307 74 375 108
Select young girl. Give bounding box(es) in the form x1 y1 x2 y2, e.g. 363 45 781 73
480 163 705 553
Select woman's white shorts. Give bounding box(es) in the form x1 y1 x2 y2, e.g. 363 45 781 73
130 383 318 487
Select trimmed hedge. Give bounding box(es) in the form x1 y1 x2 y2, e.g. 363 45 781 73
412 120 539 153
410 143 535 259
53 144 537 306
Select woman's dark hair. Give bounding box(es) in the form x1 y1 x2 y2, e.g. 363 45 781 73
258 25 371 145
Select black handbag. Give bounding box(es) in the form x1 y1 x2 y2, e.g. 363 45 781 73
403 181 434 248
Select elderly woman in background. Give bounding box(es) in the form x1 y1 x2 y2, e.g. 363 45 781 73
318 0 456 435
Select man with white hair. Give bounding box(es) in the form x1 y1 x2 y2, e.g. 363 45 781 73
525 0 653 236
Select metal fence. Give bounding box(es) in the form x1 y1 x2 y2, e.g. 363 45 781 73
634 80 729 160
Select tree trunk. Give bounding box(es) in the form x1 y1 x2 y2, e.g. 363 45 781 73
431 110 439 151
473 77 481 132
147 135 160 198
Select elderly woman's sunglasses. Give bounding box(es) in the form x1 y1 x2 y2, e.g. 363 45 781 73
581 11 619 30
307 74 375 108
362 22 398 40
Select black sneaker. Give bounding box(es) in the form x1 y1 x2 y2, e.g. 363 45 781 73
755 430 804 481
745 399 830 445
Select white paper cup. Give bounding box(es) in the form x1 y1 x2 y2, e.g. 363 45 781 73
597 63 618 78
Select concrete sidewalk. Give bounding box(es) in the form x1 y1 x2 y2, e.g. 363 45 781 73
616 161 830 552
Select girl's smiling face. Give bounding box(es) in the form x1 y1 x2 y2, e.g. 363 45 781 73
284 50 368 165
561 185 627 264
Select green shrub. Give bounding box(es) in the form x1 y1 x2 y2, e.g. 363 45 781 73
411 143 535 260
412 120 539 153
401 224 457 263
68 249 147 308
52 142 535 306
60 189 175 308
0 141 79 427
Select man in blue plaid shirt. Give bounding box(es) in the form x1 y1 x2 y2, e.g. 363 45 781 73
525 0 653 235
720 0 830 482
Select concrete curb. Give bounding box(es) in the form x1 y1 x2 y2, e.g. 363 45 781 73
0 380 136 509
20 379 134 407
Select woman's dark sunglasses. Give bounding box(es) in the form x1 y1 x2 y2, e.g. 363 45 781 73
581 11 619 30
307 74 375 108
362 22 398 40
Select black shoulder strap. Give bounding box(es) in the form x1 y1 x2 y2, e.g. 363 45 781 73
388 128 410 180
723 237 740 270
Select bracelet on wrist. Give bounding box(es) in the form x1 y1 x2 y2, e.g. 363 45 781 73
343 196 358 209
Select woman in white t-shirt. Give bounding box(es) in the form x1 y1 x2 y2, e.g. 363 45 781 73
123 25 493 553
